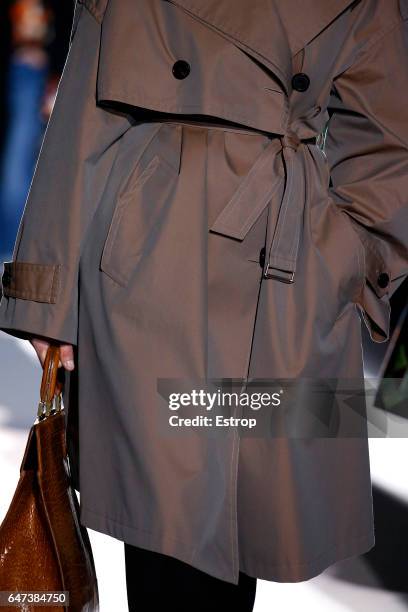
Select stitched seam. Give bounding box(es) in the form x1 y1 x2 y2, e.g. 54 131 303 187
229 426 238 580
240 531 374 570
103 156 162 265
84 503 373 572
3 289 52 301
100 123 165 283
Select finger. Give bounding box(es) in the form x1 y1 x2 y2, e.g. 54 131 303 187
31 338 50 367
59 344 75 371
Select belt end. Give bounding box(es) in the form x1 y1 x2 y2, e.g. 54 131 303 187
263 263 295 283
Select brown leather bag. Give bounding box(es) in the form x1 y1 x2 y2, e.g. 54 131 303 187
0 344 99 611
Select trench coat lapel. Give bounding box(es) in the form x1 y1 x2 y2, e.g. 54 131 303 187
167 0 358 94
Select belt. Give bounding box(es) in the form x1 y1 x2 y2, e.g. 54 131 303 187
210 129 318 283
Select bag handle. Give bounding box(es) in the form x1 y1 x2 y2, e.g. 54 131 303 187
37 344 64 420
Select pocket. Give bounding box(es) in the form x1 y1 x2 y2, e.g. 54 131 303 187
100 125 182 287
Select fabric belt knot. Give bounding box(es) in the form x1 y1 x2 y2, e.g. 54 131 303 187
209 127 317 284
280 131 302 152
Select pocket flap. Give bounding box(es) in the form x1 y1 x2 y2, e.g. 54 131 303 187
99 122 183 288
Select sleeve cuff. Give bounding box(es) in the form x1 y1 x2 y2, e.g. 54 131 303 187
357 283 391 343
1 261 61 303
0 261 78 346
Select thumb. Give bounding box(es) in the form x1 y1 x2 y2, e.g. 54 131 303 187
59 344 75 371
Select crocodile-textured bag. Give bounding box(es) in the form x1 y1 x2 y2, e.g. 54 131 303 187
0 344 99 612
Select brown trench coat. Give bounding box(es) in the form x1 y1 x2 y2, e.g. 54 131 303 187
1 0 408 585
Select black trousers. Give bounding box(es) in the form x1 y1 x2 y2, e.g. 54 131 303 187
124 542 257 611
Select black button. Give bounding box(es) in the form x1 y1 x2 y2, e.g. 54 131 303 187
172 60 191 80
291 73 310 92
377 272 390 288
259 247 266 268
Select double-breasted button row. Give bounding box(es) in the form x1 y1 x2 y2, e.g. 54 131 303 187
172 61 311 96
172 60 191 79
292 73 310 92
377 272 390 288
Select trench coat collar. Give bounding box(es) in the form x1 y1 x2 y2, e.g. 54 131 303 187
166 0 358 96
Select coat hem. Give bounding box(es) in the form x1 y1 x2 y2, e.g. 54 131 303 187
79 504 240 584
238 531 376 583
79 503 375 585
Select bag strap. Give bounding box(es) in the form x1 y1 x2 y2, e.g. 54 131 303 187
37 344 63 420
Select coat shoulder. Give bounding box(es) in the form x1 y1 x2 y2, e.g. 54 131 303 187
331 0 407 74
355 0 407 32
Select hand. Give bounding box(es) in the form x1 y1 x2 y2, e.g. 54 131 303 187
30 338 75 371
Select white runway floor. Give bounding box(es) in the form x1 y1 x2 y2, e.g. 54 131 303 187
1 331 407 611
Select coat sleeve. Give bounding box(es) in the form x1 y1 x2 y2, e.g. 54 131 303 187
0 0 131 345
324 12 408 343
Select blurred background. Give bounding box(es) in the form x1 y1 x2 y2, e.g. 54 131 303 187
0 0 74 261
0 1 407 610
